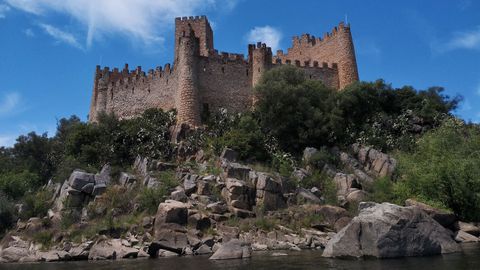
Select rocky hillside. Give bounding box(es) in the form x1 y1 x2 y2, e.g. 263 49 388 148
1 143 479 263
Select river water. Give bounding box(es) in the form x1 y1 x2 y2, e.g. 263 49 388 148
1 243 479 270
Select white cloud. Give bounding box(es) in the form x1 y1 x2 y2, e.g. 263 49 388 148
23 28 34 37
433 26 480 53
6 0 237 48
0 92 23 117
0 4 11 18
0 135 15 148
246 25 282 52
356 39 382 58
39 23 83 50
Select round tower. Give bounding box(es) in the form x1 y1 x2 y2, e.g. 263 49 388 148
176 31 201 126
335 23 359 89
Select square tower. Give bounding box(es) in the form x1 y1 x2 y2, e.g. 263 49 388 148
174 15 214 59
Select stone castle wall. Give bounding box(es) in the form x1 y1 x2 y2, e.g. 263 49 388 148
89 16 359 125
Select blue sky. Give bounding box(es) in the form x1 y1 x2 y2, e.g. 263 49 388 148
0 0 479 147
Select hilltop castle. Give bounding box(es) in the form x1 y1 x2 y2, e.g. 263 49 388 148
89 16 359 126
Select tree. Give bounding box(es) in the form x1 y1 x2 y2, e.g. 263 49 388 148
255 65 336 154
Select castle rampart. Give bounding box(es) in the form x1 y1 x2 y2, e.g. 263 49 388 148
89 16 359 124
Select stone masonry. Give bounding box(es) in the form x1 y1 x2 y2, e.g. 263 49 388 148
89 16 359 126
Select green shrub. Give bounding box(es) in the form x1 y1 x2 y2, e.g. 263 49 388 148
138 171 177 214
218 114 269 161
299 171 337 205
33 231 53 249
305 147 338 168
0 171 40 199
396 118 480 221
254 217 277 231
61 210 81 230
365 177 398 204
22 189 52 219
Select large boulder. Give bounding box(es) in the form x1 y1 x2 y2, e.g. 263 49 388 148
154 200 189 227
0 237 31 263
119 172 136 187
322 202 460 258
302 147 318 164
296 188 321 204
0 246 30 263
220 148 239 162
313 205 350 232
95 164 111 185
351 144 397 178
223 163 251 182
68 170 95 191
222 178 255 213
150 223 189 256
255 173 286 211
209 239 252 260
405 199 457 228
454 221 480 237
183 174 200 195
88 239 138 260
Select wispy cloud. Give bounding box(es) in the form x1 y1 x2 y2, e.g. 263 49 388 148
6 0 238 49
432 26 480 53
23 28 35 37
39 23 84 50
458 0 472 11
246 25 282 52
0 4 11 18
0 92 24 117
356 39 382 58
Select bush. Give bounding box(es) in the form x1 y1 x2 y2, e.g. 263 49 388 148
299 171 337 205
22 190 52 219
304 147 337 169
365 177 398 204
0 194 15 235
138 171 177 214
217 114 269 161
396 118 480 221
0 171 40 199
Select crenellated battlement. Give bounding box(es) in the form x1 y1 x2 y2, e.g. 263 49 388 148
288 22 350 49
95 62 175 84
89 16 358 123
273 59 338 70
175 15 208 22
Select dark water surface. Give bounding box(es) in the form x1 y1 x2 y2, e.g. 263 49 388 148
1 243 479 270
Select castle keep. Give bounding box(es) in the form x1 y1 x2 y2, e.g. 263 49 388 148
89 16 359 125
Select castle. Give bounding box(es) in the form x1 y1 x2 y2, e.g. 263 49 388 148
89 16 359 126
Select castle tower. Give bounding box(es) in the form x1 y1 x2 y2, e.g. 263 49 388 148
175 16 214 60
334 23 359 89
89 66 109 122
175 29 201 126
249 42 273 87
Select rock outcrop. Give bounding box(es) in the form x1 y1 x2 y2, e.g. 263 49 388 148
209 239 252 260
322 202 460 258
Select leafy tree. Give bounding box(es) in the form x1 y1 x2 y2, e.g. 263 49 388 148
255 65 336 154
